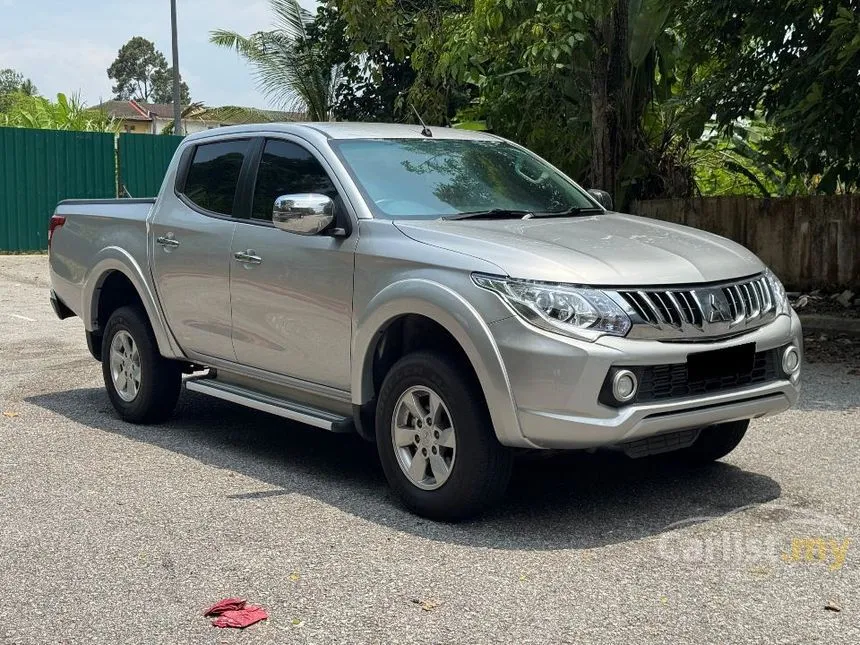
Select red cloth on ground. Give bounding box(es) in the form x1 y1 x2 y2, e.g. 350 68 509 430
203 598 247 616
211 606 269 629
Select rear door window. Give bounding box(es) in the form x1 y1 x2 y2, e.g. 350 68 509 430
182 140 250 216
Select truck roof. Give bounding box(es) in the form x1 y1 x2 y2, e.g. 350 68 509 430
183 121 498 142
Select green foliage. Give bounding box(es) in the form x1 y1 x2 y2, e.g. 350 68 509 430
327 0 704 206
1 93 119 132
217 0 858 199
433 0 691 205
304 5 416 121
691 121 812 197
681 0 860 192
108 37 191 104
211 0 338 120
0 68 38 113
334 0 473 124
151 67 192 104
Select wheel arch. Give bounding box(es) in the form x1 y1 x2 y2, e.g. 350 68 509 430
83 247 183 360
352 279 531 448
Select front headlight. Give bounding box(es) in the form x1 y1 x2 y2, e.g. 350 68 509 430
473 274 631 340
764 268 790 315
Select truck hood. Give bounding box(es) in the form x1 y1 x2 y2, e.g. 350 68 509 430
394 213 765 286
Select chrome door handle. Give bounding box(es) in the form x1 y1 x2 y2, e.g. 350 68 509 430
234 250 263 265
156 235 180 248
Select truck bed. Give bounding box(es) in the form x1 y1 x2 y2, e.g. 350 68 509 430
50 199 156 323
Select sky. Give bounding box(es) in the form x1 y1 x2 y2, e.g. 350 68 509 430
0 0 317 110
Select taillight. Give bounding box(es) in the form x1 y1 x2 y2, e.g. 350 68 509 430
48 215 66 251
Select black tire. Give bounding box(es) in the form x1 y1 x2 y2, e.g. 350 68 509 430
101 305 181 424
673 420 750 464
375 352 513 521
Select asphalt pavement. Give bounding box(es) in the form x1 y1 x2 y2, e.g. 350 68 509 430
0 255 857 644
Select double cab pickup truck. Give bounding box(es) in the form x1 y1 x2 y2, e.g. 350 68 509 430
49 122 802 520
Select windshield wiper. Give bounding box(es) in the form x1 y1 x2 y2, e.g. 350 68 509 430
533 206 605 218
444 209 534 221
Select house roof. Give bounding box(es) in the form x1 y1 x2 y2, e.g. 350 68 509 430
95 100 304 125
95 100 152 121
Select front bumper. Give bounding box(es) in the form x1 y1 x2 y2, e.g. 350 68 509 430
489 311 802 449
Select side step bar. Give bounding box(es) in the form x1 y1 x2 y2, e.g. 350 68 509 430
185 377 354 433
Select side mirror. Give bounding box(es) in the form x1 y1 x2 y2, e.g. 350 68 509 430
273 194 335 236
587 189 613 211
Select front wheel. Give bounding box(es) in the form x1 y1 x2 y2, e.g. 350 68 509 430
101 306 181 424
376 352 513 521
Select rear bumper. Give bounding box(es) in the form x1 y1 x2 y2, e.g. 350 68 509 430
50 290 75 320
489 311 802 449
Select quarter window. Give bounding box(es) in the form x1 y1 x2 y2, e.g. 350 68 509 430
183 140 250 216
251 140 338 221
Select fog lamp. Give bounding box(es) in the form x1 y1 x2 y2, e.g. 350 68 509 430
612 370 638 403
782 345 800 375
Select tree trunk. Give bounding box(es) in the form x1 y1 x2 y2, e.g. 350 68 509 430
590 1 630 205
591 52 611 192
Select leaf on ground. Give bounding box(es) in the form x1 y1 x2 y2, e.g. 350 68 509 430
289 572 300 582
291 617 304 626
747 565 772 577
2 411 19 418
410 598 440 612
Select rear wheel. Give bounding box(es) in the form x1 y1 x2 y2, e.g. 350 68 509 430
376 352 513 521
671 420 750 464
101 306 181 424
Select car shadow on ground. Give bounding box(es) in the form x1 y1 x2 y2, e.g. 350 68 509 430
28 387 782 551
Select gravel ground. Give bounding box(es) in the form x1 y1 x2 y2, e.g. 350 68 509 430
0 255 858 644
803 332 860 371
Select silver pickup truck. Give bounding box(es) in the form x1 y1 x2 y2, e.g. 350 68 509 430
49 122 802 520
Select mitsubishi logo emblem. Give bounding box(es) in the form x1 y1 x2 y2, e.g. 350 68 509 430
707 293 733 324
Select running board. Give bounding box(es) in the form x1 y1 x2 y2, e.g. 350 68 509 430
185 377 354 433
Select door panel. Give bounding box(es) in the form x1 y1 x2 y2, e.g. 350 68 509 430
230 229 354 388
229 138 356 390
150 139 249 360
151 205 236 359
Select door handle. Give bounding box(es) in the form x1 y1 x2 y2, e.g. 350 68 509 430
156 235 180 248
234 250 263 265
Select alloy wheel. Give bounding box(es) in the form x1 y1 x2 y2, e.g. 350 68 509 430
391 385 457 490
109 330 141 402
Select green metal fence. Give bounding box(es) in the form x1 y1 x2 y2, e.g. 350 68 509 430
118 133 184 199
0 128 185 251
0 128 116 251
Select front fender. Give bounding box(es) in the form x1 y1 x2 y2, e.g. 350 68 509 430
83 246 183 359
352 278 536 449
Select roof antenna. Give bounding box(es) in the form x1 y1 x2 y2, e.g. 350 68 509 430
411 105 433 138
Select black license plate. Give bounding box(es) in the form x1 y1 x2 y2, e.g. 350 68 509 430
687 343 755 381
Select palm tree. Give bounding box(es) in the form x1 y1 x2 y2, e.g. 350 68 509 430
210 0 339 121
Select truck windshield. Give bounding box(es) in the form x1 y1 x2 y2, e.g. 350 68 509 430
332 138 598 220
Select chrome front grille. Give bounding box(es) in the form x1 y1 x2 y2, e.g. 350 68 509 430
613 274 777 340
723 278 772 322
622 290 705 328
